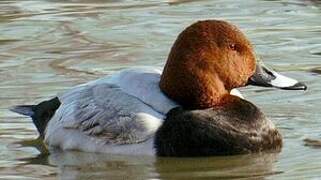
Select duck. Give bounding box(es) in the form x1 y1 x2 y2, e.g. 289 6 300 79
10 20 307 156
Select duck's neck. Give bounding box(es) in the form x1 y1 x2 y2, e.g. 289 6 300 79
160 66 230 109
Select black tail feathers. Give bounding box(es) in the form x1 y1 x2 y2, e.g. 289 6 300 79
10 97 61 138
10 105 36 117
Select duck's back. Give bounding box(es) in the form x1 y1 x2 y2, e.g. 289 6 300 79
63 67 178 114
47 84 160 150
13 68 178 155
47 68 180 154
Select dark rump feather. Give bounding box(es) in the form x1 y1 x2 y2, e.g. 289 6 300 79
10 97 61 138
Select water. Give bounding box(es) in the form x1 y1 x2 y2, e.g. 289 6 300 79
0 0 321 179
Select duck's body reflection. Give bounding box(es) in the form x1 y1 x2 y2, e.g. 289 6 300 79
19 146 281 179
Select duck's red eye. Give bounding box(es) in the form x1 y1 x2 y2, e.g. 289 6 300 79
229 43 237 51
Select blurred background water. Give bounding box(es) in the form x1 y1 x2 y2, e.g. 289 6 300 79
0 0 321 179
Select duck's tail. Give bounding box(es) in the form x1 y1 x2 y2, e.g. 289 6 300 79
10 97 61 138
10 105 35 116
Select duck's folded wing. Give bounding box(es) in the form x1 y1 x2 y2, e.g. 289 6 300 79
45 83 163 146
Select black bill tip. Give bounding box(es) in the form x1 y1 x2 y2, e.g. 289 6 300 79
279 82 307 91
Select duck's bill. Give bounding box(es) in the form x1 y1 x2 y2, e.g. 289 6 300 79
247 63 307 90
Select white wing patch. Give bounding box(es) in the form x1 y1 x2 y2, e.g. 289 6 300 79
230 89 244 99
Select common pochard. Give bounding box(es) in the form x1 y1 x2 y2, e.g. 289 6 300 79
11 20 306 156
